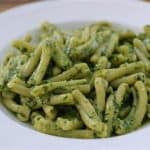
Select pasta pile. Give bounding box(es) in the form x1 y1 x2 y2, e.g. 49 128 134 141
0 22 150 138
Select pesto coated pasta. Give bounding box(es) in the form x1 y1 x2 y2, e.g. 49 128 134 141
0 21 150 139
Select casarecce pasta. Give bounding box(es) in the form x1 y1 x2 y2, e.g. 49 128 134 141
0 21 149 138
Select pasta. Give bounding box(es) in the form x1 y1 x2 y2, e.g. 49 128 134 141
0 21 149 139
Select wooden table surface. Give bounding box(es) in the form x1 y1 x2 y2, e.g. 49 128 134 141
0 0 150 13
0 0 39 12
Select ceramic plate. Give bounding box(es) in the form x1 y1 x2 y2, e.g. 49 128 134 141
0 1 150 150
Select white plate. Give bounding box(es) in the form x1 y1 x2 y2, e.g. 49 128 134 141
0 1 150 150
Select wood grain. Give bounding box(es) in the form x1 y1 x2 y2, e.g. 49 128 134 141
0 0 39 12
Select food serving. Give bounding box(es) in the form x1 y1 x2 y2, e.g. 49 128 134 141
0 21 150 138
